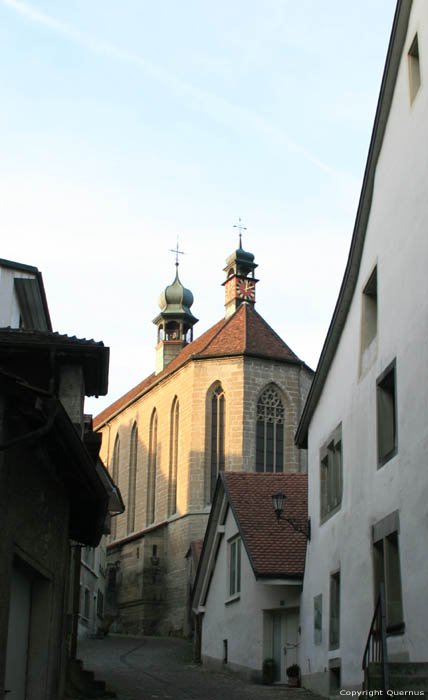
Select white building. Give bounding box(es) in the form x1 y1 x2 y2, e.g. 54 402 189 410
296 0 428 694
192 472 308 684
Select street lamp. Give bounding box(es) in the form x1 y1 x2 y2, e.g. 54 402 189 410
271 492 311 541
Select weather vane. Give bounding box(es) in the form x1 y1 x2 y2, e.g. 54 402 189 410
169 238 185 266
233 218 247 248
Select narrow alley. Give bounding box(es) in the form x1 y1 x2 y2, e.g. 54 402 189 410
75 636 324 700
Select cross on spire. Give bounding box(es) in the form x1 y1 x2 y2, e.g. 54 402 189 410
169 238 185 266
233 218 247 249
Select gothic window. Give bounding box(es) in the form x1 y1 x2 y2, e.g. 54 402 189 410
210 384 225 500
146 410 158 526
256 385 284 472
111 434 120 539
168 398 179 517
127 423 138 534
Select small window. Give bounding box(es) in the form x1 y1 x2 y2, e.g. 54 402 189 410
408 34 421 104
97 590 104 618
377 360 397 467
360 266 377 374
373 529 404 633
229 537 241 597
320 425 342 521
84 588 90 619
329 571 340 650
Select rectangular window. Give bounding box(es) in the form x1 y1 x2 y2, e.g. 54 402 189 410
84 588 90 619
360 266 377 375
97 590 104 618
320 425 342 521
377 360 397 466
229 537 241 597
408 34 421 104
329 571 340 650
373 529 404 633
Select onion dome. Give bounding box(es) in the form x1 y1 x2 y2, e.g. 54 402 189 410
158 268 194 314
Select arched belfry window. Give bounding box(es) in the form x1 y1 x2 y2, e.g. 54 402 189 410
168 398 179 517
111 434 120 539
256 385 284 472
146 410 158 526
210 384 225 499
127 423 138 534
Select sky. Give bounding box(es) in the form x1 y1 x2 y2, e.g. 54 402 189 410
0 0 396 416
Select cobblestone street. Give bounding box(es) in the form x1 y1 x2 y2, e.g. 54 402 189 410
76 636 324 700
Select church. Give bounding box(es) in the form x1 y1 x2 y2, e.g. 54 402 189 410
94 238 313 636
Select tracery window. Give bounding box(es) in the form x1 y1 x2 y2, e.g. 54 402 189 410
256 385 284 472
111 434 120 539
146 410 158 526
127 423 138 534
168 398 179 516
210 385 225 500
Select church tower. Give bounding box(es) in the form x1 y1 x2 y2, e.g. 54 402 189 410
153 259 198 375
222 227 258 318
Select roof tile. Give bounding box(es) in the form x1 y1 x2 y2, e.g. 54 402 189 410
222 472 308 578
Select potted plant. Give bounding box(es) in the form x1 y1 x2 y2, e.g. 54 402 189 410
286 663 300 687
262 658 276 685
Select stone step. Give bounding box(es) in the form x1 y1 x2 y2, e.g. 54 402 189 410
366 662 428 692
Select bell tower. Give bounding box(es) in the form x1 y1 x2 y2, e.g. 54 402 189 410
153 245 198 375
223 220 258 318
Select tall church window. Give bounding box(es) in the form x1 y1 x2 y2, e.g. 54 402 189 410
111 434 120 539
168 398 179 517
127 423 138 534
146 410 158 526
210 384 225 500
256 384 284 472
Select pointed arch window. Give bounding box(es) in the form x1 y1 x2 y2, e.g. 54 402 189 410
146 410 158 526
168 398 179 517
210 385 225 499
127 423 138 534
256 385 284 472
111 434 120 539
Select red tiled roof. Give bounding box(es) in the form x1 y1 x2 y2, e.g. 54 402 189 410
222 472 308 578
94 303 301 428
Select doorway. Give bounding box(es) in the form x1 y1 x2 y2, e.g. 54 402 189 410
270 609 299 683
5 566 32 699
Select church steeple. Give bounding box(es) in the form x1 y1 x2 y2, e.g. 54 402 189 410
223 221 258 318
153 250 198 375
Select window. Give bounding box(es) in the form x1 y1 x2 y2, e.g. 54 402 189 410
373 512 404 633
377 360 397 467
84 588 90 620
111 435 120 539
146 410 158 525
229 537 241 597
168 398 179 516
314 594 322 645
127 423 138 534
360 266 377 374
97 590 104 618
408 33 421 104
256 384 284 472
329 571 340 650
210 385 225 500
320 425 342 521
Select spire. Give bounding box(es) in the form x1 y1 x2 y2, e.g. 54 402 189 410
152 246 198 374
223 222 258 318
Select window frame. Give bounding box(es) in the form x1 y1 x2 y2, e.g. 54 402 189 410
320 424 342 523
376 359 397 468
329 570 340 651
227 536 242 602
256 384 285 473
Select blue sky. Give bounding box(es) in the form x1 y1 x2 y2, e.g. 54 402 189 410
0 0 396 414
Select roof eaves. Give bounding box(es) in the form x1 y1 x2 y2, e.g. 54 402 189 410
220 472 258 578
295 0 411 448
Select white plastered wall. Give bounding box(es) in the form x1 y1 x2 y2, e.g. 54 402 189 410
300 1 428 692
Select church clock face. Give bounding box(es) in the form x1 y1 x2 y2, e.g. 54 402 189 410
236 278 255 301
